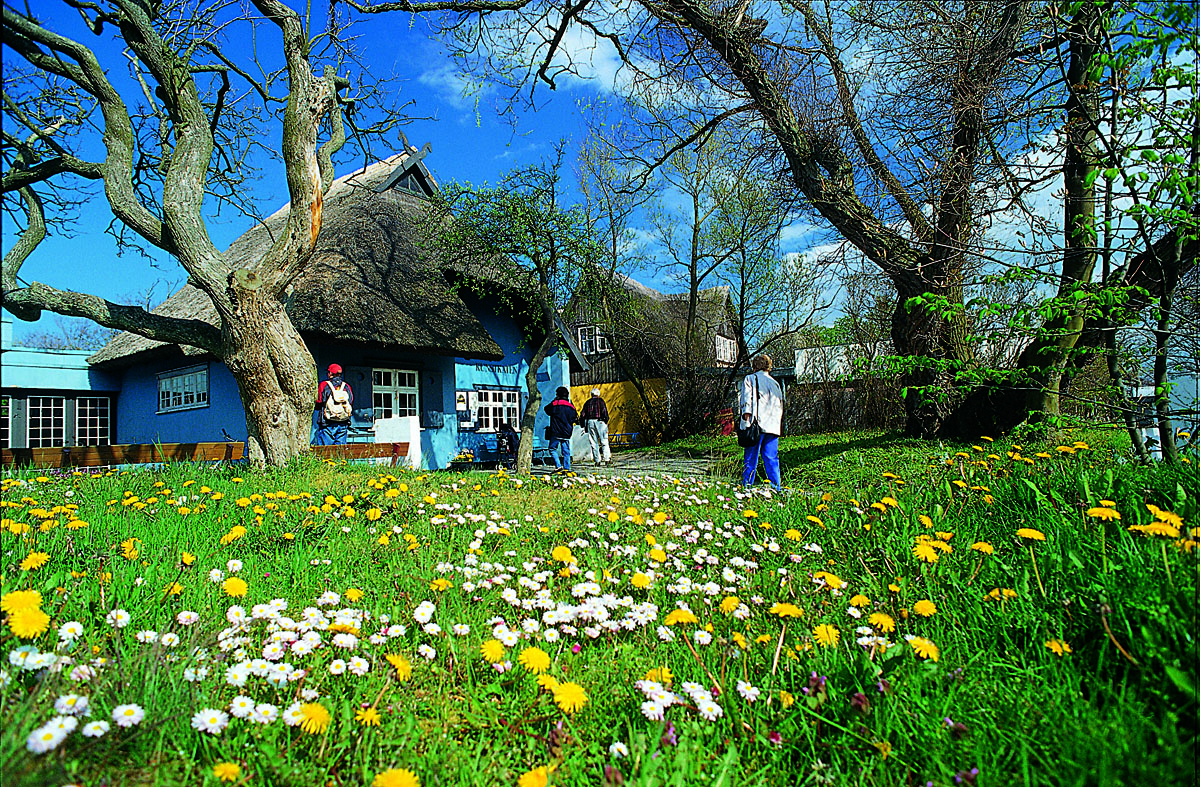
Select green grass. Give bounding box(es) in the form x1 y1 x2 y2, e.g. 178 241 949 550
1 431 1196 787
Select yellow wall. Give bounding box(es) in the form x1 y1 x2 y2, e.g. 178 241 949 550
572 380 666 444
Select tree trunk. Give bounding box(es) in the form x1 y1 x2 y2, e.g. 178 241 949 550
891 275 972 438
516 323 558 475
1153 250 1181 464
222 293 315 466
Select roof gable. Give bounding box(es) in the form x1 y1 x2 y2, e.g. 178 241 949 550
90 153 505 367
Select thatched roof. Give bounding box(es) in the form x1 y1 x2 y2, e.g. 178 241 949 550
90 154 506 367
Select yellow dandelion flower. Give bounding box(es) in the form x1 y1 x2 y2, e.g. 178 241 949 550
868 613 895 633
536 674 560 692
213 762 241 783
779 690 795 708
643 666 673 684
663 609 698 626
355 706 382 726
1016 528 1046 541
345 588 364 603
648 548 667 563
909 637 939 661
551 546 574 563
1086 507 1121 522
653 511 669 523
19 552 50 571
519 647 551 674
813 624 839 648
849 594 870 607
298 702 332 734
630 573 651 589
385 653 412 682
1 589 43 613
1147 504 1184 528
518 765 555 787
970 541 994 554
806 515 824 527
9 606 51 639
373 768 420 787
1044 639 1072 657
912 599 937 617
912 540 939 563
429 578 453 592
769 602 803 618
552 681 588 714
742 509 757 519
222 577 248 598
784 528 803 541
480 639 506 664
719 596 741 614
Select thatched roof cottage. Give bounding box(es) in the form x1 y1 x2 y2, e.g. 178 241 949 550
74 151 585 468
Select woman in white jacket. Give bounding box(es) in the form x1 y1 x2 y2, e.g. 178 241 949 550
740 353 784 490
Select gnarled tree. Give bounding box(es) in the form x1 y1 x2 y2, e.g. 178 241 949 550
2 0 397 464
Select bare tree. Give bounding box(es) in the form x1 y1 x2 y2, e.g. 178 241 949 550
427 146 598 473
1 0 408 464
343 0 1197 443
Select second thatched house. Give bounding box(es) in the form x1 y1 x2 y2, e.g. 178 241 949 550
83 151 586 468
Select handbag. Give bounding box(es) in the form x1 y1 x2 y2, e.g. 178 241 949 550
736 374 763 448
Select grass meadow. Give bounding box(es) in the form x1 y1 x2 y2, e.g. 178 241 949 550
1 429 1196 787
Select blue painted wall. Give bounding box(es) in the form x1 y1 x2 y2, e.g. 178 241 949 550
451 292 570 466
116 357 247 445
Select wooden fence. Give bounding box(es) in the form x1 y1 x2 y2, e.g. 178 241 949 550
1 441 410 469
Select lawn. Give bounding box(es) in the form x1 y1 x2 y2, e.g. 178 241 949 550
1 430 1196 787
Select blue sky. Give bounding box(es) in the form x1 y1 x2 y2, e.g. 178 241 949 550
5 6 734 339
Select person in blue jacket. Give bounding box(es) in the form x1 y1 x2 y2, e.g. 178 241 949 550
544 386 577 472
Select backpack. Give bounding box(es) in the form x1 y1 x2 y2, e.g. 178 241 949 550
322 381 352 422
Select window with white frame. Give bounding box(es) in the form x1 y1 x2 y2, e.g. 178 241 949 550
577 325 610 355
715 335 738 365
372 369 419 420
0 396 9 449
27 396 65 448
476 388 520 432
76 397 111 446
158 365 209 413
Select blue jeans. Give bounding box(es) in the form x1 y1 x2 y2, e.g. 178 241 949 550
315 422 348 446
549 437 572 470
743 433 780 489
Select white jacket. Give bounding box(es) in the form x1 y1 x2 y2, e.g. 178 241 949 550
740 371 783 436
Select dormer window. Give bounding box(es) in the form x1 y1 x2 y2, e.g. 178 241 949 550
391 169 432 197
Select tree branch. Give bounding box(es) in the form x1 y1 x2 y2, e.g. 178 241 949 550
2 283 223 352
797 1 933 243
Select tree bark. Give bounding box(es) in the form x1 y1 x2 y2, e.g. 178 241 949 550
222 292 316 466
516 327 558 475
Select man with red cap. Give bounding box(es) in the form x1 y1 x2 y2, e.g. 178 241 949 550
315 363 354 445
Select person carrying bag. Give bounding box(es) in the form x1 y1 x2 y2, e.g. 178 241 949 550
739 354 784 490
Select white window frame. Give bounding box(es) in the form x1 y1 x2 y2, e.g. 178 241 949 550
76 396 111 446
715 335 738 365
475 388 520 433
27 396 65 448
372 368 419 420
0 395 10 450
158 365 210 413
577 325 610 355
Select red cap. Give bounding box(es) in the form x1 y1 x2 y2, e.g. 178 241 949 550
327 364 342 375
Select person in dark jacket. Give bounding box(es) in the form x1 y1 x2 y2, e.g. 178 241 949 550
315 364 354 446
543 386 577 472
580 387 611 466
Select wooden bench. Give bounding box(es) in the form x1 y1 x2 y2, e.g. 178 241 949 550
1 442 245 468
309 442 410 465
2 441 410 469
